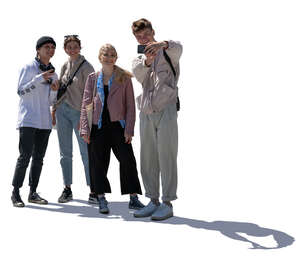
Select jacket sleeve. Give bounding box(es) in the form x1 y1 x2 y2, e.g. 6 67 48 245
79 73 95 137
17 65 44 97
80 62 95 93
49 73 59 106
132 55 151 85
59 62 67 82
124 78 136 136
53 63 68 110
165 40 183 66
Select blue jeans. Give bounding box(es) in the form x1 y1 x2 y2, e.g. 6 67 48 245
56 102 90 186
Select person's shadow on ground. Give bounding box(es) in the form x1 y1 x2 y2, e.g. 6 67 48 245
27 200 295 249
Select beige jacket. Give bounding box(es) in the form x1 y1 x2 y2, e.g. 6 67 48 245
132 40 182 114
55 55 94 111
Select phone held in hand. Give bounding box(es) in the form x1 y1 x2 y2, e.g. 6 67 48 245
137 45 146 54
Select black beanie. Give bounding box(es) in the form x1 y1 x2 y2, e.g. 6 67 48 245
36 36 56 50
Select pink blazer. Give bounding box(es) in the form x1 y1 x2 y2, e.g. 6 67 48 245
79 72 136 137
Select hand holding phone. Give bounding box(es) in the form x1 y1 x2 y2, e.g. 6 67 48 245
137 45 146 54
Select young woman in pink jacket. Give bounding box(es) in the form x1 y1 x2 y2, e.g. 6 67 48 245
79 44 144 214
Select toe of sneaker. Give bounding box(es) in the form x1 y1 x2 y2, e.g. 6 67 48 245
151 212 173 221
13 203 25 207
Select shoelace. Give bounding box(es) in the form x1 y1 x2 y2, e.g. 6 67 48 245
62 188 71 195
131 197 138 204
14 193 23 202
89 193 97 199
130 196 144 207
99 198 107 208
31 192 38 199
130 195 139 201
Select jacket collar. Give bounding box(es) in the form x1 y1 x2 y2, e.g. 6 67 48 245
96 70 122 98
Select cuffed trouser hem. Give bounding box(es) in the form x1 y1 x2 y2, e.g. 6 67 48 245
145 193 177 202
121 192 142 195
62 176 90 187
145 193 160 200
61 168 72 186
162 196 177 202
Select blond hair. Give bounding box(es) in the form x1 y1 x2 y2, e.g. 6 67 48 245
98 44 132 84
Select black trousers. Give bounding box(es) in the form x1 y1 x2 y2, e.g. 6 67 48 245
12 127 51 191
88 122 142 195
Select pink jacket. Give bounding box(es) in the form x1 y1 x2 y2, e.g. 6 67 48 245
79 72 136 137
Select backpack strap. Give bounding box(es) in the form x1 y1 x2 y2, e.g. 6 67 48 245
163 49 180 111
163 50 176 77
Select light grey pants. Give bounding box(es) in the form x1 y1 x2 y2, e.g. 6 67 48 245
140 103 178 202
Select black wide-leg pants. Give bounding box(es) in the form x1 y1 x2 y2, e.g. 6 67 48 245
88 122 142 195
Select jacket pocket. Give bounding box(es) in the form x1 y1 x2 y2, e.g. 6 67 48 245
151 84 177 111
136 94 142 110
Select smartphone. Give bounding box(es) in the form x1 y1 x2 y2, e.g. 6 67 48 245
137 45 146 54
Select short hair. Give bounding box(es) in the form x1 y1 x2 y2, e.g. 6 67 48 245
132 18 153 34
64 35 81 49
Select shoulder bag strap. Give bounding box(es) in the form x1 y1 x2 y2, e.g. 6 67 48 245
66 59 86 87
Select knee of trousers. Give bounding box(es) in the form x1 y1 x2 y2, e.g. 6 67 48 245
59 153 73 160
119 156 136 169
17 155 31 166
31 158 44 166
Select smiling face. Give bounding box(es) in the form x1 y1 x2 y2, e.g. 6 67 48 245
37 43 56 60
64 40 81 59
99 45 117 67
134 28 155 45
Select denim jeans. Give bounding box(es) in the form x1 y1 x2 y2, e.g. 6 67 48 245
56 102 90 186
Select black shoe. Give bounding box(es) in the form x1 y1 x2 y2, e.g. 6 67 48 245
11 191 25 207
58 188 73 203
28 192 48 205
99 196 109 214
129 195 145 210
88 193 99 204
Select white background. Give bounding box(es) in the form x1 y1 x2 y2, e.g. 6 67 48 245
0 0 299 256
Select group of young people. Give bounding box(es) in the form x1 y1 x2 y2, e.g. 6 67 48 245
11 18 182 221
